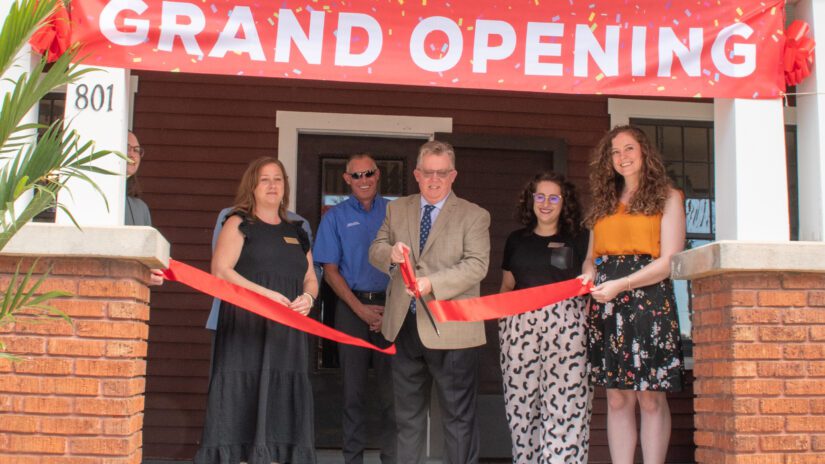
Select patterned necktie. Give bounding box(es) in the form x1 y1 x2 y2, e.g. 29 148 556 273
419 204 436 253
410 204 436 314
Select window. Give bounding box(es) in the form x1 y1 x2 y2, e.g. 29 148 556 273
631 118 800 360
32 92 67 223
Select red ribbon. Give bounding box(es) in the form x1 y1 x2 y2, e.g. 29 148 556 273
162 259 395 355
784 20 816 88
428 278 593 323
399 248 420 298
29 1 72 62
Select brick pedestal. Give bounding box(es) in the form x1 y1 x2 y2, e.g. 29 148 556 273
0 224 168 464
674 242 825 464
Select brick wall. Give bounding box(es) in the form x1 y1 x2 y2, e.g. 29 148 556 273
691 271 825 464
0 257 151 463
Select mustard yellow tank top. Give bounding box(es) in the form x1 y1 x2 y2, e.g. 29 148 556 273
593 203 662 258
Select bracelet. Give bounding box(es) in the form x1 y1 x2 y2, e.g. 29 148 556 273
302 292 316 305
624 277 632 292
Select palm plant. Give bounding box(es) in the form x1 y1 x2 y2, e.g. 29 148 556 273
1 0 121 359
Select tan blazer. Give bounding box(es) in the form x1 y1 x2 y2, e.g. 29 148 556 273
369 193 490 349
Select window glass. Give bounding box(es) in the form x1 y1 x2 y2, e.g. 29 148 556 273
684 162 711 196
630 117 800 366
33 92 66 223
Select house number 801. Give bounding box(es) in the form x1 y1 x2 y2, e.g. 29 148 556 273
74 84 113 112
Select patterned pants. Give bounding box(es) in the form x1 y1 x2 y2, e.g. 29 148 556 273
498 297 592 464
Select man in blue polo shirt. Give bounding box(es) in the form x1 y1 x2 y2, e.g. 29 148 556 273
314 153 395 464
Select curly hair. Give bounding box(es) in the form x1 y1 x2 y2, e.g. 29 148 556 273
233 157 290 222
584 125 671 227
516 171 582 237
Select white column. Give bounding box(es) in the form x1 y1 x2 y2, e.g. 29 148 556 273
0 2 38 209
713 99 789 241
55 66 130 226
795 0 825 241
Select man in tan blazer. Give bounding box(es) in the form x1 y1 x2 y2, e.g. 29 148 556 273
369 140 490 464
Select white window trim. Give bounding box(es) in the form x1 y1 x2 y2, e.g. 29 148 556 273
608 98 796 127
275 111 452 208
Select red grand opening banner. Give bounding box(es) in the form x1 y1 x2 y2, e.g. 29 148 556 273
70 0 787 99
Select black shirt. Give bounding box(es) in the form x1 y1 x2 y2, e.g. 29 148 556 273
501 228 589 290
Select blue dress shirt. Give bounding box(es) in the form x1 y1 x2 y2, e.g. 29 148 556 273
313 195 390 292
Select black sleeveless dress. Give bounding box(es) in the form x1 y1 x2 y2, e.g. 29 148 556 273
195 213 315 464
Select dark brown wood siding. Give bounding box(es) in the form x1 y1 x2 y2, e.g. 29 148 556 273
133 71 693 462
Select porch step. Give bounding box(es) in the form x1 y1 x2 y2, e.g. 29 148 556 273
143 450 505 463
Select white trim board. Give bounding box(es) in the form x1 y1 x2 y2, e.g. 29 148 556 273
275 111 452 208
608 98 797 127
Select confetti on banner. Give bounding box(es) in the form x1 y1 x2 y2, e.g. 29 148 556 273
67 0 786 99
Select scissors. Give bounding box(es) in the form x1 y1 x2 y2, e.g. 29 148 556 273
399 247 440 336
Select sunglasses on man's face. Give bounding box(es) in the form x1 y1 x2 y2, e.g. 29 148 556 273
348 169 377 180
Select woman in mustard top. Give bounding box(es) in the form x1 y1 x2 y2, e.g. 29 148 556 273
581 125 686 464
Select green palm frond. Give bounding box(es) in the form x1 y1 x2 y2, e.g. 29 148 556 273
0 45 95 159
0 121 119 249
1 0 124 360
0 259 71 326
0 0 124 249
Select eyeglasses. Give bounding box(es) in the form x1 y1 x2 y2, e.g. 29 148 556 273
127 145 145 158
417 169 454 179
347 169 377 180
533 193 562 204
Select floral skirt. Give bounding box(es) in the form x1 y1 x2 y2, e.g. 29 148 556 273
587 254 684 392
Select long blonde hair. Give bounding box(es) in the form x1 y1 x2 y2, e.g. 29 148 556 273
584 125 671 227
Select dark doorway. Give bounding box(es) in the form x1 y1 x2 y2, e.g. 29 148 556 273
295 132 567 459
296 134 425 450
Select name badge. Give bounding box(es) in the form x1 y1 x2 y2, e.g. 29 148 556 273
284 236 300 245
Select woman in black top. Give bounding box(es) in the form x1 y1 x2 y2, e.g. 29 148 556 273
195 157 319 464
499 171 592 464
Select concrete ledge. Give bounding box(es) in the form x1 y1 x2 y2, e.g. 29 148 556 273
672 240 825 280
1 223 170 268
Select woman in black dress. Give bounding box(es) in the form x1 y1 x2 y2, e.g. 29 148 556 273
195 157 319 464
498 171 592 463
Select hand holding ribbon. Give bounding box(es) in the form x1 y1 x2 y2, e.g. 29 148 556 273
162 259 395 354
398 247 440 335
399 247 419 298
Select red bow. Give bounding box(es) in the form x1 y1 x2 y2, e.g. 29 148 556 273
29 1 72 62
784 20 816 88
